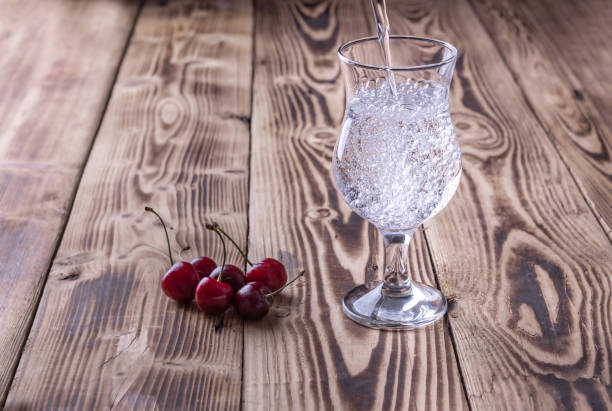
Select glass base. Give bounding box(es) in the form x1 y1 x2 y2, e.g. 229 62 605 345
342 282 447 330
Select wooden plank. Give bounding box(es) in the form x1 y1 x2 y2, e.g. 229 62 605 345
469 0 612 239
0 0 141 404
518 0 612 129
4 0 253 409
244 0 468 409
384 0 612 409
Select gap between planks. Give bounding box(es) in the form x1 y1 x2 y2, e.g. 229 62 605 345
241 0 259 409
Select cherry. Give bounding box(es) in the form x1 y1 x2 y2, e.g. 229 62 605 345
160 261 199 301
234 281 273 320
146 207 199 302
195 277 233 314
191 256 217 280
246 258 287 292
210 264 246 293
235 270 305 320
205 223 287 291
194 221 236 314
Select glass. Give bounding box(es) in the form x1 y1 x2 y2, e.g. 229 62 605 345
333 36 460 329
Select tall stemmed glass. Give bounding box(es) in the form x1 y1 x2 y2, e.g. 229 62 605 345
333 36 460 329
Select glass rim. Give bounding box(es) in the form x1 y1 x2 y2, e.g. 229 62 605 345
338 35 458 71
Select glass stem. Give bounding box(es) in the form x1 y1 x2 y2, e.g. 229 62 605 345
365 226 383 289
381 230 414 296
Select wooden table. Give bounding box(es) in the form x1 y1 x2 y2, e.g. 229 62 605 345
1 0 611 409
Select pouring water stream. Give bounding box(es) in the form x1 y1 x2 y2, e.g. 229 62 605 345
370 0 397 97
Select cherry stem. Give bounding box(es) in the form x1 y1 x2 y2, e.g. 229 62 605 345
206 223 253 266
145 207 174 266
210 226 227 283
266 270 305 298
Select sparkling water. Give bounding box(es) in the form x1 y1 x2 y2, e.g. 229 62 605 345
370 0 397 96
333 80 462 232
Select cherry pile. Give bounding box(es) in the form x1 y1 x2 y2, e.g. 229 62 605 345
146 207 304 320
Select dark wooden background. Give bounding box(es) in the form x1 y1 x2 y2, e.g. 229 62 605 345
0 0 610 409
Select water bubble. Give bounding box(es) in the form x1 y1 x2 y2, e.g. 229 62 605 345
334 80 461 230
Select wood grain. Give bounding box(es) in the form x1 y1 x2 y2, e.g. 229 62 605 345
0 0 141 405
244 0 468 409
4 0 252 409
520 0 612 131
469 0 612 239
385 0 612 409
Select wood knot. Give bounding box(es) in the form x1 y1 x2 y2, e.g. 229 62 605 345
306 208 332 220
447 295 459 312
58 272 80 281
274 308 291 318
314 130 334 140
573 89 584 101
224 169 245 175
159 99 180 125
54 252 97 266
224 112 250 124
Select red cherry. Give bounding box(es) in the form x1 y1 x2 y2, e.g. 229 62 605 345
195 277 233 314
161 261 199 302
210 264 246 293
234 281 273 320
145 207 199 302
246 258 287 292
191 256 217 280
